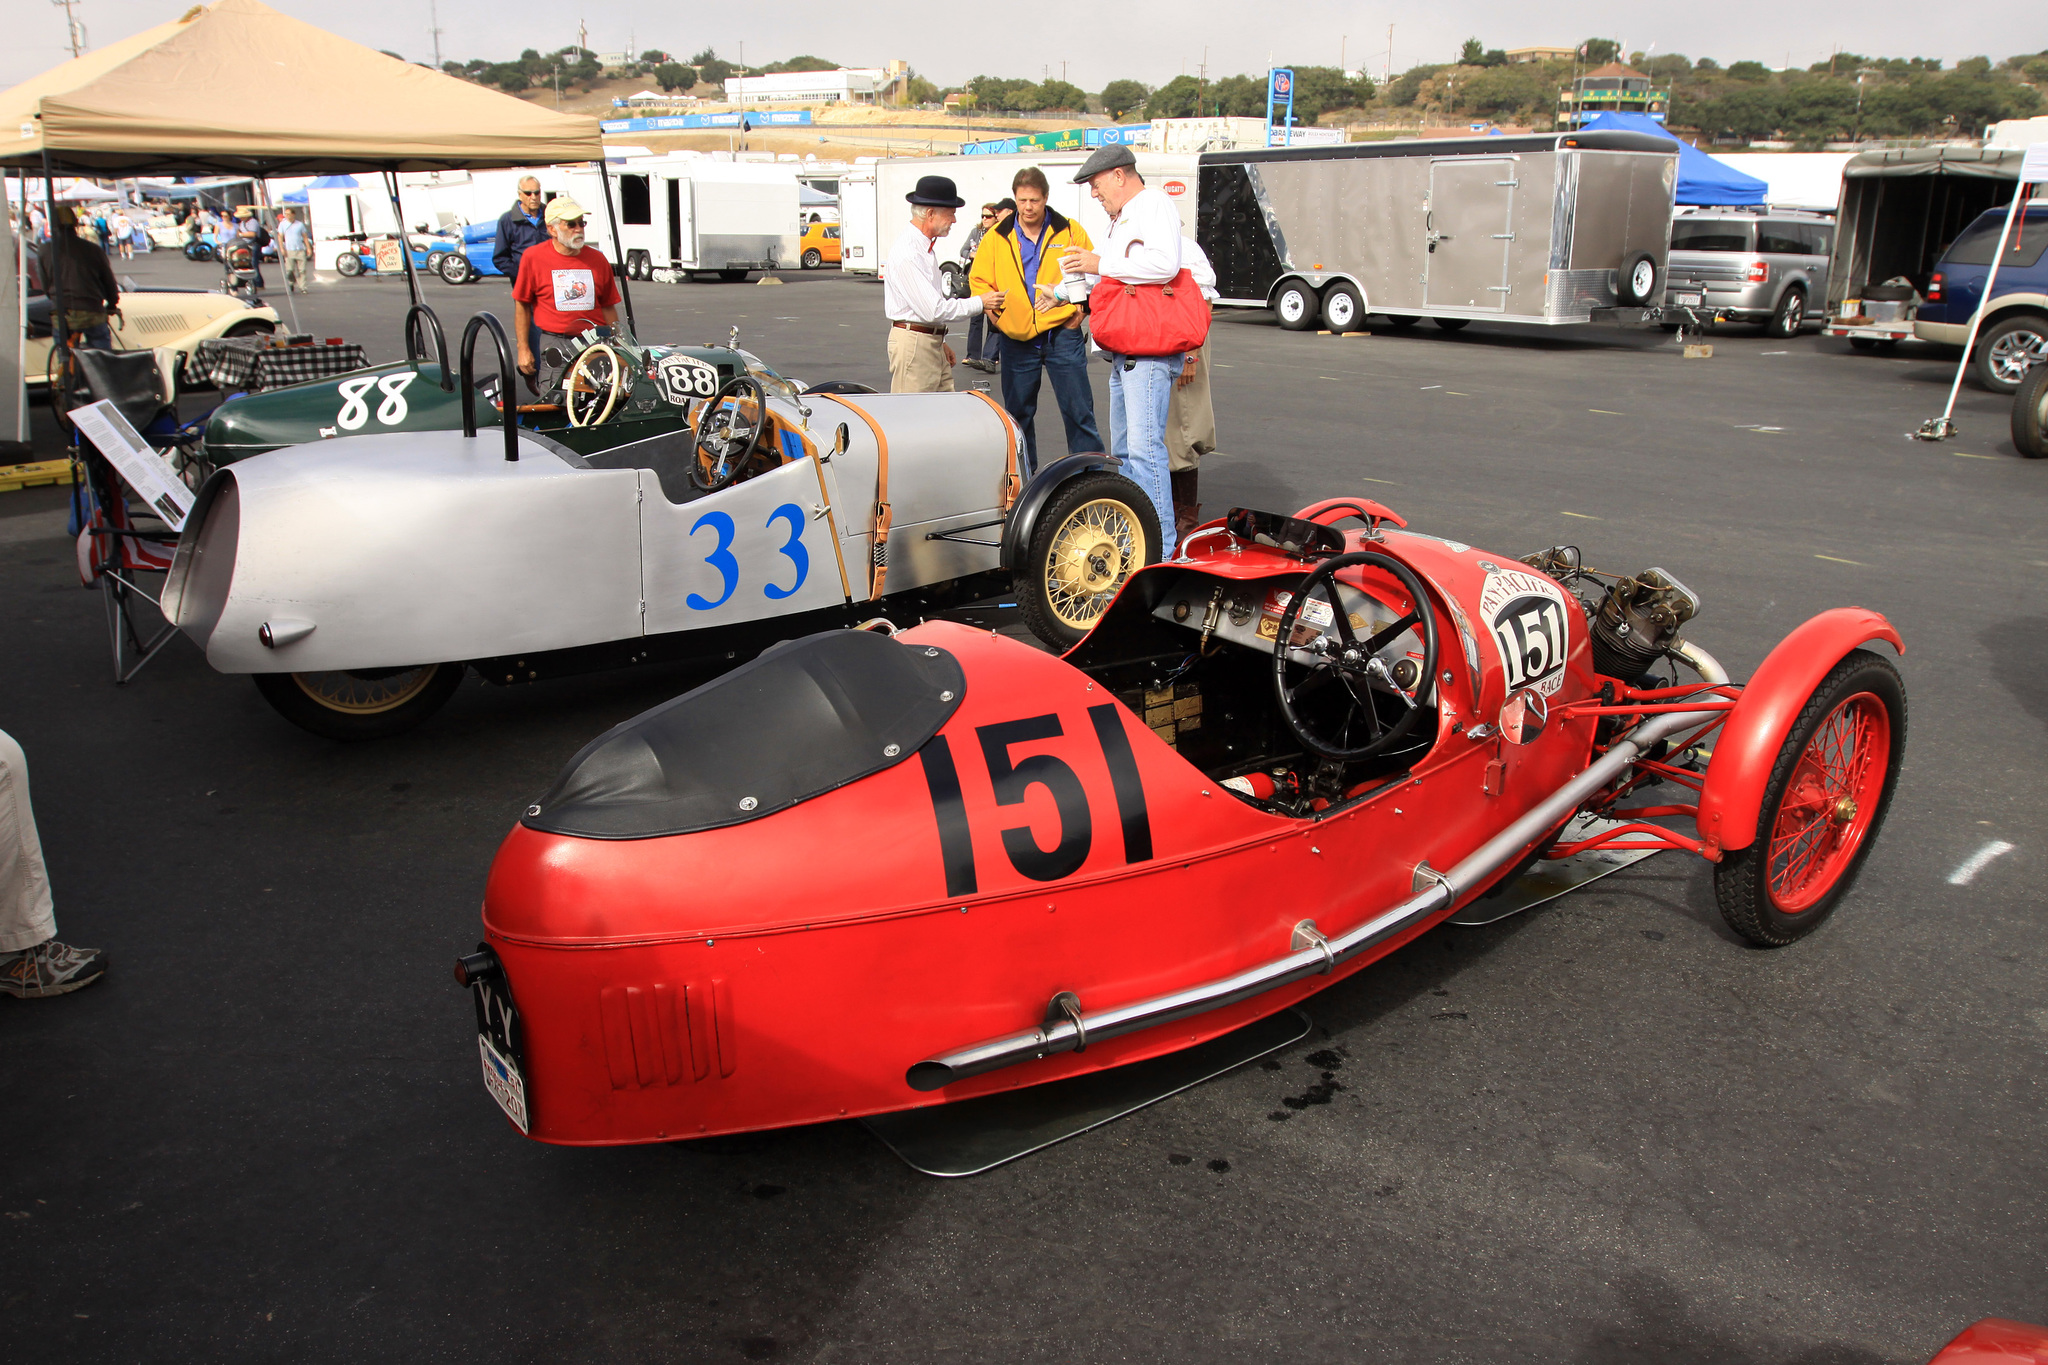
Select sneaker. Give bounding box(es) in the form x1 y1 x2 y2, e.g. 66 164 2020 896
0 941 108 998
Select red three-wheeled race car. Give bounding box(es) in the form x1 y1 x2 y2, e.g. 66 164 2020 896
455 498 1905 1165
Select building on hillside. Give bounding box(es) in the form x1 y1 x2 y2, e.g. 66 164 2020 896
1558 62 1668 127
724 68 890 105
1506 46 1575 64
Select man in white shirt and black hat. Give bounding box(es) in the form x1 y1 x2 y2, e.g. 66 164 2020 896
883 175 1004 393
1060 144 1185 557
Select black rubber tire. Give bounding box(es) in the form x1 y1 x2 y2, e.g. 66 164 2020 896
1014 470 1161 651
1972 314 2048 395
1385 314 1420 328
1618 250 1659 306
719 268 750 283
1848 336 1877 351
1766 287 1806 339
1431 317 1469 332
437 252 472 285
252 664 464 742
801 249 822 270
1320 282 1364 333
1712 649 1905 947
223 319 274 340
2012 361 2048 459
335 251 362 277
1273 280 1318 331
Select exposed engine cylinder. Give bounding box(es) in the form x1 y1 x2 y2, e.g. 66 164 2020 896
1590 568 1701 681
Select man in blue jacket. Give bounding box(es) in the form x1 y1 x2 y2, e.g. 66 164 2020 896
494 177 549 382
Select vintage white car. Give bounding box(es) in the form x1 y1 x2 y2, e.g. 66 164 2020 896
26 286 278 389
161 320 1160 739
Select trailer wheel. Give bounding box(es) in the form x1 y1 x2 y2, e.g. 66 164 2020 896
2013 362 2048 459
719 268 750 283
1385 314 1419 329
1431 317 1469 332
1320 283 1364 333
1272 280 1318 331
1848 336 1877 351
1618 251 1659 306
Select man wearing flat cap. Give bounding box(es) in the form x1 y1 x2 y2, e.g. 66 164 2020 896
883 175 1005 393
1058 144 1185 557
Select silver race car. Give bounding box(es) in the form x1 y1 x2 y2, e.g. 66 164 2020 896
161 314 1158 739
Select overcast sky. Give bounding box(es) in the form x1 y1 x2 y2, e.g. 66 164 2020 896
9 0 2038 93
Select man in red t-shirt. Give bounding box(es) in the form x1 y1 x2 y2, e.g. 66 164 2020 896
512 195 622 395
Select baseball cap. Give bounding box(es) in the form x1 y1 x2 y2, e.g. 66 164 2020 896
544 196 586 225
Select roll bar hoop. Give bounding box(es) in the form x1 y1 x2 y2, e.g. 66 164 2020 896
459 311 520 462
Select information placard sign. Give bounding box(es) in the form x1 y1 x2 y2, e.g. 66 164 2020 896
69 399 190 531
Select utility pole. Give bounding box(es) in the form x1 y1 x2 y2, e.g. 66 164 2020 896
1384 24 1394 88
51 0 86 58
1199 47 1208 117
427 0 442 69
1340 35 1346 75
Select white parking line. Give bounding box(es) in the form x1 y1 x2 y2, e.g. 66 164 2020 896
1948 840 2016 886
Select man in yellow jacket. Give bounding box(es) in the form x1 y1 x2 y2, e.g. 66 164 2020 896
968 167 1100 473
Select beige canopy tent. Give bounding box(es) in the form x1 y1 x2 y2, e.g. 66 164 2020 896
1 0 603 175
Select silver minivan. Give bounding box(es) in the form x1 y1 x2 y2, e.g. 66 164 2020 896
1663 208 1835 338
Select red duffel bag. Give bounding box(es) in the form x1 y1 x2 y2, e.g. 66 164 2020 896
1088 268 1212 357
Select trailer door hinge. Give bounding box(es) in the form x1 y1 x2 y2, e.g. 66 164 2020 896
1488 286 1513 292
1492 233 1516 240
1494 180 1519 187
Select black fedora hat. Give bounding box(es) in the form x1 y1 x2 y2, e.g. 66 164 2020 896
905 175 966 208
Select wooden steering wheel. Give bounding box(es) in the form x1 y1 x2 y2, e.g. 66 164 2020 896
564 342 627 427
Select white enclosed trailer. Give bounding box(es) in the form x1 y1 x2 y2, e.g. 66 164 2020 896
602 158 800 282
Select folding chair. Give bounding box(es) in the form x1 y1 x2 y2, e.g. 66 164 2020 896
65 349 207 684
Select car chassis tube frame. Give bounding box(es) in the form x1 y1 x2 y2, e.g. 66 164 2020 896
906 641 1729 1091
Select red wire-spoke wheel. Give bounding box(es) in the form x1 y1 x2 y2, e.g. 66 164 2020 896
1714 649 1906 946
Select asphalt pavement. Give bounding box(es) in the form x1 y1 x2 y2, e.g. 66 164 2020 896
2 249 2043 1364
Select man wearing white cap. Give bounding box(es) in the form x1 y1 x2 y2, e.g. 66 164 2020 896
1061 144 1184 557
883 174 1004 393
513 194 621 397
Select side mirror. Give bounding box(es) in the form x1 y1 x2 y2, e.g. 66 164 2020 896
833 423 850 456
1499 688 1549 745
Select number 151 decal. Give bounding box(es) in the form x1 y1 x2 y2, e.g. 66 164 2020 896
918 706 1152 896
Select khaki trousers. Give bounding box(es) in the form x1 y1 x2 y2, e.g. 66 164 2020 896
1167 341 1217 472
0 730 56 954
888 327 954 393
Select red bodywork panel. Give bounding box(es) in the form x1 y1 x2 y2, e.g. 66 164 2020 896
1926 1319 2048 1364
1694 607 1902 854
481 528 1605 1144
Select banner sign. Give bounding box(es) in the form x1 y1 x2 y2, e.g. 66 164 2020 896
599 111 814 133
1266 68 1296 148
961 124 1151 156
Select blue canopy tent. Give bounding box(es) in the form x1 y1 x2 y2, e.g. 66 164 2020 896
279 186 307 203
1580 113 1767 206
308 174 359 190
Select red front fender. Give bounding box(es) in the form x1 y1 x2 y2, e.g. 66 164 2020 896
1696 607 1904 855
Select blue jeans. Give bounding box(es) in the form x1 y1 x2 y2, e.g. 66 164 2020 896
998 326 1101 478
964 312 999 364
1105 350 1181 558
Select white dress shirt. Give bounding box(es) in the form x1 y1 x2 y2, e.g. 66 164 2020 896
1089 185 1184 288
1183 238 1219 301
883 222 982 328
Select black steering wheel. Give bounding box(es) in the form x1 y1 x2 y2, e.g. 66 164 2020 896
1273 550 1441 762
689 375 769 492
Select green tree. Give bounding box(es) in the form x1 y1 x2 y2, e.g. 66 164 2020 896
1482 49 1508 67
968 75 1041 111
1461 37 1484 65
484 62 530 93
1289 65 1375 119
689 47 718 65
1035 79 1088 112
764 55 839 73
1456 65 1553 118
1146 74 1202 118
697 57 733 85
1211 73 1267 117
1727 61 1771 82
1384 64 1442 107
1100 79 1149 119
906 75 940 105
640 49 668 64
654 63 698 93
1578 38 1618 66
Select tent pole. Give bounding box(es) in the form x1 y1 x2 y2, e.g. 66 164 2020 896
596 161 637 336
1917 181 2030 441
383 168 423 311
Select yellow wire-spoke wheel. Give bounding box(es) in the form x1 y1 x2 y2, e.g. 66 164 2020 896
291 667 441 715
1045 497 1143 631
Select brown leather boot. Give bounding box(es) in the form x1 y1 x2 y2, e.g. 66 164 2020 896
1171 469 1201 540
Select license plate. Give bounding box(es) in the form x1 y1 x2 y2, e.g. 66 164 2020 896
1673 291 1703 307
473 973 529 1133
479 1032 529 1133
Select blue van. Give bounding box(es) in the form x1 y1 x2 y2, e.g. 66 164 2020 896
1913 201 2048 392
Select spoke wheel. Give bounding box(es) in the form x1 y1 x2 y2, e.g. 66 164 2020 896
1016 472 1159 650
253 663 464 741
1713 650 1905 945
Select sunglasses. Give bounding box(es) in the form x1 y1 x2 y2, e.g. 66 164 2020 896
556 219 585 229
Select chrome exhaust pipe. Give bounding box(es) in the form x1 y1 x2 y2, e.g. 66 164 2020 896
906 644 1728 1092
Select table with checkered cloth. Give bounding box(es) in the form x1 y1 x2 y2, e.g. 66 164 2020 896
191 338 370 392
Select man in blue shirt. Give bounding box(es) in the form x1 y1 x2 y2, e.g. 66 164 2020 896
494 177 549 374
